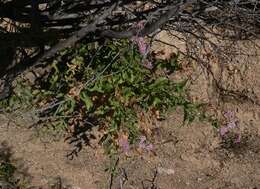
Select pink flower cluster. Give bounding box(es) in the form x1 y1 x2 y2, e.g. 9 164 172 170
131 21 148 55
138 135 153 151
219 111 236 135
131 36 149 56
131 21 154 69
219 110 241 143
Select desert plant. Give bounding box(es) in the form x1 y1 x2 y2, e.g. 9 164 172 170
0 39 202 155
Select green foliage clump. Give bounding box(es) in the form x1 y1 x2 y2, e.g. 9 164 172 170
0 161 16 180
0 40 202 153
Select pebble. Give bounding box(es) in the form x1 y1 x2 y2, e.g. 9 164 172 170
157 167 175 175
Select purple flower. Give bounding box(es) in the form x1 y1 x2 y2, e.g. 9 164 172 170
226 121 237 129
118 137 130 153
139 135 146 148
219 127 228 136
145 144 154 151
131 37 149 55
143 61 154 69
138 135 153 151
224 111 235 119
136 21 145 29
234 134 241 144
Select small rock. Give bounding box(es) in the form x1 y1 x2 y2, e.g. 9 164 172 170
157 167 175 175
205 6 218 12
197 177 203 182
24 72 36 85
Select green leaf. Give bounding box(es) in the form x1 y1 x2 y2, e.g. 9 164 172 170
150 77 168 89
88 82 104 93
67 97 76 113
0 162 16 179
80 92 93 110
152 97 162 107
175 80 187 93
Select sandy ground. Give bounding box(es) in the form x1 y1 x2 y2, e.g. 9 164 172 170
0 120 108 188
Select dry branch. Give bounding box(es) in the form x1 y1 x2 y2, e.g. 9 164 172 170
0 0 259 99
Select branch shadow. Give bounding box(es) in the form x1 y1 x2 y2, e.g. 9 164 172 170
65 117 99 160
0 141 32 188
